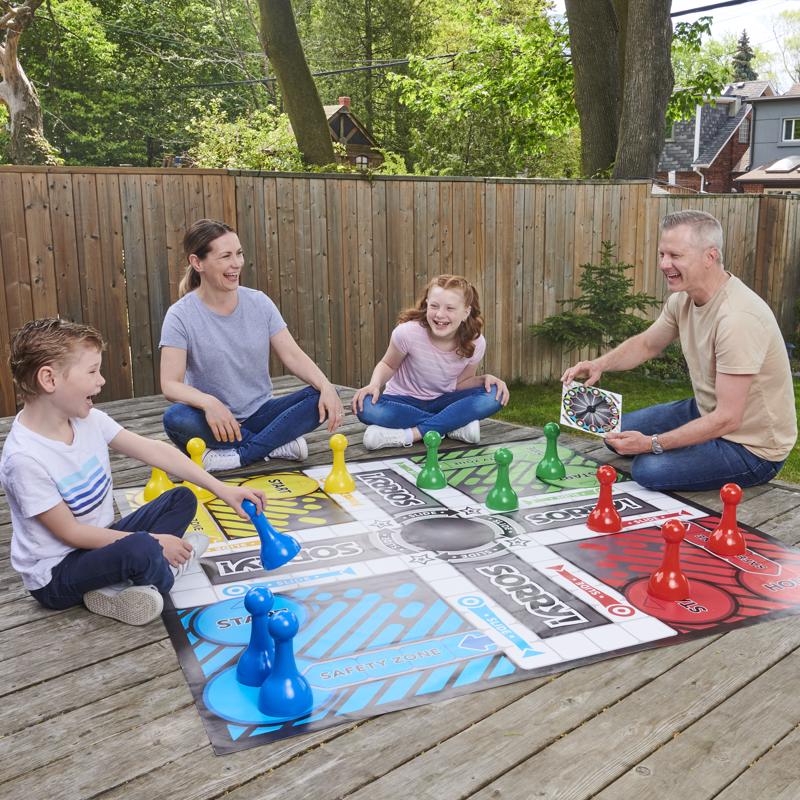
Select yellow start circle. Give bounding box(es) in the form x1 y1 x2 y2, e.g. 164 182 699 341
241 472 319 499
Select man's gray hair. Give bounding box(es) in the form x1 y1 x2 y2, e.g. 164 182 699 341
661 210 724 264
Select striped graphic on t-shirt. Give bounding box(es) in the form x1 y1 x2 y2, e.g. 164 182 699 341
57 456 111 517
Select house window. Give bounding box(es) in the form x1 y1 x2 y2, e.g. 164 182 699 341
782 118 800 141
664 122 675 142
355 155 369 170
739 118 750 144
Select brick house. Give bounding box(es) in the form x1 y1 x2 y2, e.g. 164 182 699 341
656 80 774 193
736 84 800 194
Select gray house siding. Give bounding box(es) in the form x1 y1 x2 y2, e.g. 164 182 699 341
751 97 800 166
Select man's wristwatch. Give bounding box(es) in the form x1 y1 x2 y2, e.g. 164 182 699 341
651 434 664 455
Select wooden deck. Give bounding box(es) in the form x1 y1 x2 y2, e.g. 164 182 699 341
2 375 800 800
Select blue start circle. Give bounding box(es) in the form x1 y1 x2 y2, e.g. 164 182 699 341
194 595 307 646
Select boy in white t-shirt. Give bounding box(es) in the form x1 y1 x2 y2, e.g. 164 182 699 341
0 318 264 625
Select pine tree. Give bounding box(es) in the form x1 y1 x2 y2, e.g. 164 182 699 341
732 30 758 81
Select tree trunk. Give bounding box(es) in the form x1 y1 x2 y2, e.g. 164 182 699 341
613 0 673 178
258 0 335 166
0 0 58 165
564 0 620 177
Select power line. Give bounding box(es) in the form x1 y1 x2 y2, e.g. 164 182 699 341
670 0 761 16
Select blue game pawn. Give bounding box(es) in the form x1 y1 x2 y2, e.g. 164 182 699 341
242 500 301 570
236 587 275 687
257 608 313 718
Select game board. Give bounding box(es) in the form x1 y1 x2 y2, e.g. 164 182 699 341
115 437 800 755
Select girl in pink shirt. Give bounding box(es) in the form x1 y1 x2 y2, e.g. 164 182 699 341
352 275 509 450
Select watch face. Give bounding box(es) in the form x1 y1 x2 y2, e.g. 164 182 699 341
651 436 664 454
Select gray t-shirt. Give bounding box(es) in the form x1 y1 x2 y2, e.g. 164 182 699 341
160 287 287 419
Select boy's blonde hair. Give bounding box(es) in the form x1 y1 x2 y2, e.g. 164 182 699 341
9 318 105 400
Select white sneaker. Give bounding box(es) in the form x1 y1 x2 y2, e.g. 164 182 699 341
184 531 210 559
268 436 308 461
83 584 164 626
202 448 241 472
447 420 481 444
362 425 412 450
172 531 211 578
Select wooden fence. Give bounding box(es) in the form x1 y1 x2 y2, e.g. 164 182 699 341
1 166 799 417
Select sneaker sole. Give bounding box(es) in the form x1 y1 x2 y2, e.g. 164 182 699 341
84 587 164 626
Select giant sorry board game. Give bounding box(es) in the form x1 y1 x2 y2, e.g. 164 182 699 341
115 437 800 754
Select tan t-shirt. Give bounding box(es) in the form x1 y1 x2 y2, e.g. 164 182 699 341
648 274 797 461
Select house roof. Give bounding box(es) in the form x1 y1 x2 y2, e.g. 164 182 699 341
693 104 748 166
659 82 773 173
736 155 800 184
693 82 774 167
722 80 775 100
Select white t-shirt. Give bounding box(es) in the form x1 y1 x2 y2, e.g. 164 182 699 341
0 409 122 590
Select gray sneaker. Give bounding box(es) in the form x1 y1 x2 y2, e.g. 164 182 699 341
268 436 309 461
447 420 481 444
83 584 164 625
202 448 241 472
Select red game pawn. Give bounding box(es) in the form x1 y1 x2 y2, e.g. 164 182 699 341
648 519 691 601
586 465 621 533
707 483 746 556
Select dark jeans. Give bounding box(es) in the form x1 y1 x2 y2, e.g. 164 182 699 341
357 385 503 435
614 398 785 492
163 386 323 466
31 487 197 610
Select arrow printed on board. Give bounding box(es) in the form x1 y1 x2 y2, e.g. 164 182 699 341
456 595 543 658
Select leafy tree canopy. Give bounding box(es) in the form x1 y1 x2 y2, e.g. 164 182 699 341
390 0 578 177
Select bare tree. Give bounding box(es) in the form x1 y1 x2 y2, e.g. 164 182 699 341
565 0 673 179
0 0 59 163
258 0 334 166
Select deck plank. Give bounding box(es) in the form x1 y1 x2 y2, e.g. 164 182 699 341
0 381 798 800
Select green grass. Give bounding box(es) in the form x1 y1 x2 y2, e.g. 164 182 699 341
497 373 800 485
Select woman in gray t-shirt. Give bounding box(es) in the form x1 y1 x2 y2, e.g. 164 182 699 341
159 219 343 471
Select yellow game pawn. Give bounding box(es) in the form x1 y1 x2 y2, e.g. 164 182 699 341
324 434 355 494
143 468 175 502
184 437 215 504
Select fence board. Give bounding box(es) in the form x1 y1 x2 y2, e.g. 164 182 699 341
141 175 170 391
294 179 316 358
120 174 155 396
356 180 375 382
0 168 799 417
21 172 57 320
47 174 82 323
325 180 346 385
95 174 133 399
309 178 331 379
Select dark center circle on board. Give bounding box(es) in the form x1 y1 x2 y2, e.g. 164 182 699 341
401 516 494 551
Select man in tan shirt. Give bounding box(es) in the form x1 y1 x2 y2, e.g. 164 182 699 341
562 210 796 491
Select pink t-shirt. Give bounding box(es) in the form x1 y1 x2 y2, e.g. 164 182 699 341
383 321 486 400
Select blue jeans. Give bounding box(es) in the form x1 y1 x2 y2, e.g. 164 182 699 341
357 386 503 436
163 386 323 466
613 398 785 492
31 487 198 610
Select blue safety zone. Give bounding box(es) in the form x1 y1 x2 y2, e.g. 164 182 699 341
165 571 520 754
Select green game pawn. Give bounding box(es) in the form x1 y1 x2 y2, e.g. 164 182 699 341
416 431 448 490
486 448 518 512
536 421 567 482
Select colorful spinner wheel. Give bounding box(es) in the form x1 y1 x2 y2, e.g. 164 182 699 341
562 385 620 434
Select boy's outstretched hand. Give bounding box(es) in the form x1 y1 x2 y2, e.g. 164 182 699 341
216 485 267 519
